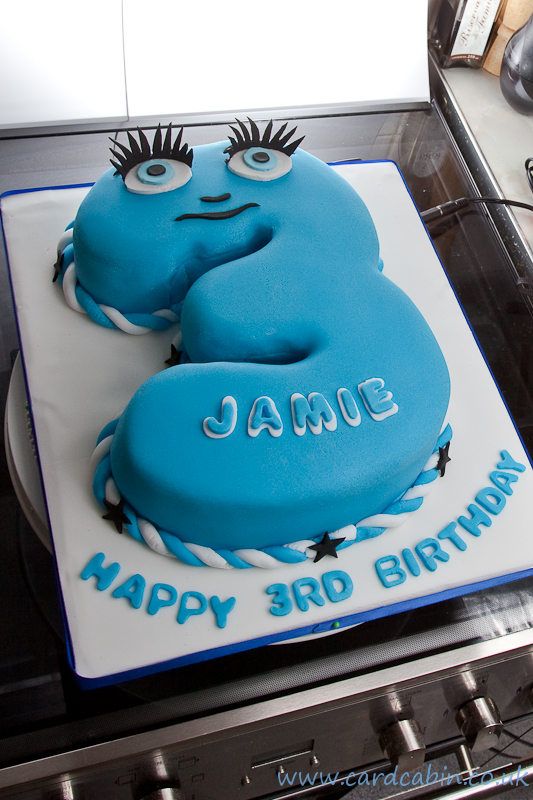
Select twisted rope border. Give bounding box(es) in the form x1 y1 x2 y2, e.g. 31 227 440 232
92 423 453 569
55 229 179 334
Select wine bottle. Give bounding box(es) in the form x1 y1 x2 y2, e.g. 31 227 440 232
431 0 505 68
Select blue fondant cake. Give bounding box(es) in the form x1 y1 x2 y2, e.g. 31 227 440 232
56 121 451 569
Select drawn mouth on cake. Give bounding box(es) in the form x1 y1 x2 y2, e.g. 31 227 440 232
175 202 259 222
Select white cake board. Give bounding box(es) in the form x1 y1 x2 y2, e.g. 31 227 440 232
4 355 50 549
2 162 532 686
3 352 361 646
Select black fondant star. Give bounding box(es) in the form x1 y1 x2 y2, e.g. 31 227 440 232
102 498 131 533
52 252 63 283
165 343 182 367
437 441 452 477
309 532 345 563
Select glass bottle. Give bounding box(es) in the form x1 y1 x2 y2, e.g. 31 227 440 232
500 14 533 112
430 0 504 68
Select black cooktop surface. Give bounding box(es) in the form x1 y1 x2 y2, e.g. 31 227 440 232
0 106 532 768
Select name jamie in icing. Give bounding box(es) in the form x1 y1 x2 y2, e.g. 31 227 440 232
203 378 399 439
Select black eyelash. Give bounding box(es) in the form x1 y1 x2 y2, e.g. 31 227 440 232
109 124 194 179
224 118 305 160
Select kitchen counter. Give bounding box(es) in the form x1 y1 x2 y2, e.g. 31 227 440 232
441 65 533 247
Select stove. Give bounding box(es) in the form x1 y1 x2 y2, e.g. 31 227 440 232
0 64 532 800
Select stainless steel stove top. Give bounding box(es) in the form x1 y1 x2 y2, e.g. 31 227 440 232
0 67 532 799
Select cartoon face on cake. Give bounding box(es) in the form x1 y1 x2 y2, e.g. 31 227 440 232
60 120 451 568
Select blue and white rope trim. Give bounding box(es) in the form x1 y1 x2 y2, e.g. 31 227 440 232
92 423 453 569
55 228 179 334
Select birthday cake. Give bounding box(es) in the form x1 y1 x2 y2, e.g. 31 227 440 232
54 119 452 570
3 117 533 683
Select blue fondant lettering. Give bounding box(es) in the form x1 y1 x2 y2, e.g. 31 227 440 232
437 522 467 551
147 583 178 616
370 454 526 592
490 470 518 495
458 503 492 537
248 396 283 438
209 595 236 629
337 388 361 427
476 486 506 515
322 570 353 602
80 552 121 591
358 378 398 421
293 577 325 611
112 573 146 609
414 538 450 572
177 591 208 624
291 392 337 436
203 396 237 439
266 583 293 616
375 555 406 588
402 548 421 576
497 450 526 473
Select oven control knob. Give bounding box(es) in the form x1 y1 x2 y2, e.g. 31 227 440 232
378 719 426 771
456 697 503 752
138 788 184 800
45 780 78 800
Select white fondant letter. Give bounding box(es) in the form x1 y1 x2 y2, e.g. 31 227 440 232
203 396 238 439
248 396 283 438
337 388 361 427
291 392 337 436
358 378 398 421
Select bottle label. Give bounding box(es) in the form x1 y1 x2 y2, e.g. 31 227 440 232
451 0 500 58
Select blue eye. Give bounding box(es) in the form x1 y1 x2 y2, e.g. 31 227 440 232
125 157 192 195
227 147 292 182
137 159 175 185
243 147 278 172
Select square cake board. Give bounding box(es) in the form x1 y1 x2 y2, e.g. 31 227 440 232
2 161 532 687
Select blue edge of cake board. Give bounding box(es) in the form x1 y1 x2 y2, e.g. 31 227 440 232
1 161 532 689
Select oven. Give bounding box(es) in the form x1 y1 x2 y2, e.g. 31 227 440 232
0 61 532 800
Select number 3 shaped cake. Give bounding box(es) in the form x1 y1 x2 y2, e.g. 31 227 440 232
55 120 451 569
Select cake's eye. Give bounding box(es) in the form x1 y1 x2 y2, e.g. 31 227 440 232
227 147 292 182
124 158 192 195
